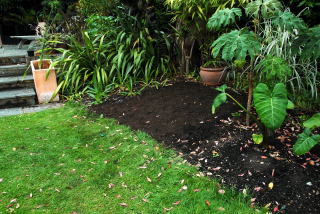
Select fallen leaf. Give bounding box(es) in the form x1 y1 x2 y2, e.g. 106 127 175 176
164 207 173 212
309 160 315 166
254 187 263 192
119 203 128 207
108 183 115 188
217 207 225 211
268 182 274 190
264 203 271 208
173 201 181 205
142 198 149 203
218 189 225 194
193 189 200 192
116 194 121 198
205 200 211 206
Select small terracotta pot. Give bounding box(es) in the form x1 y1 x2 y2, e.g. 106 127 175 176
30 59 59 104
199 66 226 86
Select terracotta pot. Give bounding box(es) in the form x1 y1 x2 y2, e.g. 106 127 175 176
199 66 226 86
30 59 59 104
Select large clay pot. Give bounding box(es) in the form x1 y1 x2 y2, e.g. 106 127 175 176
30 59 59 104
199 66 226 86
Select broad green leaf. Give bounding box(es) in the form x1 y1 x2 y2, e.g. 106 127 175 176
252 134 263 144
211 30 261 62
287 100 295 110
207 8 242 31
293 129 320 156
245 0 283 19
216 84 228 93
303 113 320 129
253 83 288 130
272 11 307 32
212 93 227 114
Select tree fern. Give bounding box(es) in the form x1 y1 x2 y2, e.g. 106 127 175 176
256 55 292 80
211 29 261 61
207 8 242 30
272 10 307 32
245 0 283 19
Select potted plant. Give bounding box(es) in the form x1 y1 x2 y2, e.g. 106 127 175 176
200 59 227 86
30 59 59 104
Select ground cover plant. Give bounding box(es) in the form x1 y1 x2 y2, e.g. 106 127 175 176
0 105 261 213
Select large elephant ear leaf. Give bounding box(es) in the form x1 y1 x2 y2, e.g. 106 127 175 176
212 92 227 114
253 83 288 130
303 113 320 129
293 129 320 156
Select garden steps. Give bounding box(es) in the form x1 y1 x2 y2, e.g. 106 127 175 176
0 64 30 77
0 88 36 108
0 74 34 90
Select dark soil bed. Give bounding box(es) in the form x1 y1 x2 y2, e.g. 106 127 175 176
90 81 320 214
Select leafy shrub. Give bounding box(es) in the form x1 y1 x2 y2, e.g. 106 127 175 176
55 5 174 102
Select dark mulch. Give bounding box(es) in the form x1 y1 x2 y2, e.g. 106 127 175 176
90 81 320 214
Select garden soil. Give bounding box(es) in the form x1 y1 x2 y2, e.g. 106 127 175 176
91 81 320 214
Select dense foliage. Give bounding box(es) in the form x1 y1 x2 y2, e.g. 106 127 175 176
53 0 174 102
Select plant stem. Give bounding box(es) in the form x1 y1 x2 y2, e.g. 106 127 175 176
246 70 254 126
226 93 257 122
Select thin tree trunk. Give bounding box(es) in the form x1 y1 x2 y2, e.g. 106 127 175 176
246 70 254 126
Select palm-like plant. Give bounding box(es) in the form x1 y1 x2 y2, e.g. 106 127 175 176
164 0 254 72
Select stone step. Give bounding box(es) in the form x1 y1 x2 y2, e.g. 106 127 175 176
0 75 34 90
0 103 64 117
0 64 30 77
0 88 36 108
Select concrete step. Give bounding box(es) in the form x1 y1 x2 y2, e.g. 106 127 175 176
0 103 64 117
0 75 34 90
0 88 36 108
0 64 30 77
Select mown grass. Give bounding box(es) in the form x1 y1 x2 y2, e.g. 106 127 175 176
0 105 264 213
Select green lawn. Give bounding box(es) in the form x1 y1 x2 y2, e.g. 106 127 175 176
0 105 263 213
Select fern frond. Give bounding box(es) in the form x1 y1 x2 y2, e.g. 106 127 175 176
245 0 283 19
207 8 242 31
272 11 307 32
211 29 260 61
256 55 292 80
292 26 320 60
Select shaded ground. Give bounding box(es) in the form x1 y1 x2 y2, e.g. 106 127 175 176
91 81 320 214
